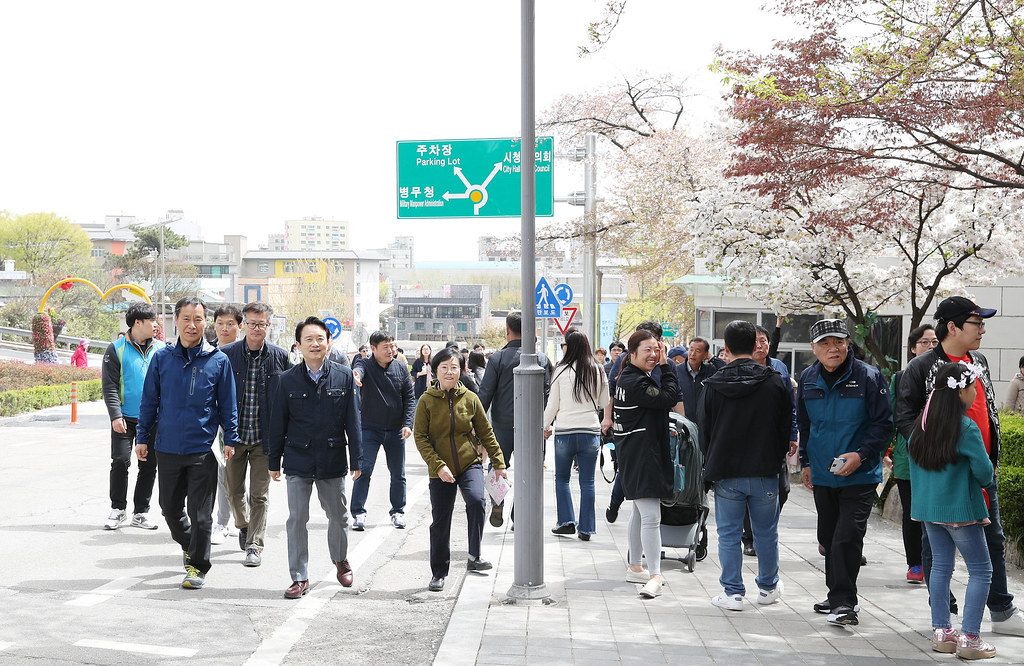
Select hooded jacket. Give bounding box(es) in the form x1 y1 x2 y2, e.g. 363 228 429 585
1007 372 1024 414
613 361 680 500
137 338 239 455
414 381 505 478
894 346 1000 468
267 360 362 480
696 358 792 483
797 352 893 487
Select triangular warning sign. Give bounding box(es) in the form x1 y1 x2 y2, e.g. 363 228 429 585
554 307 577 335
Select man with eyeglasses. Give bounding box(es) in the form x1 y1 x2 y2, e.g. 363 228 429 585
895 296 1024 636
221 301 292 567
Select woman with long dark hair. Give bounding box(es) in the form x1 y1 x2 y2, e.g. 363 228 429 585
412 344 432 399
468 350 487 386
614 329 679 599
909 362 996 659
543 330 609 541
887 323 937 584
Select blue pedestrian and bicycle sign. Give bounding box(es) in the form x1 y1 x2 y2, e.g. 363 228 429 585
536 278 560 318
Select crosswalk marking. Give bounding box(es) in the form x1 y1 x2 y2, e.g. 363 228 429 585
73 639 198 657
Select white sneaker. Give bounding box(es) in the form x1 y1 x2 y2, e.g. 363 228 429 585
391 513 406 529
625 568 651 584
757 579 784 605
712 592 744 611
639 578 662 599
130 513 158 530
211 524 227 544
103 509 127 530
352 514 366 531
991 608 1024 636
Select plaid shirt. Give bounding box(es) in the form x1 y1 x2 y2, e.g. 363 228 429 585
239 346 263 445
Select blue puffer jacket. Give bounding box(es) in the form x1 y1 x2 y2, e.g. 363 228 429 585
137 338 239 455
797 353 893 487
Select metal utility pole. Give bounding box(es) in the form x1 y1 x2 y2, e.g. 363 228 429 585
507 0 550 603
581 133 598 345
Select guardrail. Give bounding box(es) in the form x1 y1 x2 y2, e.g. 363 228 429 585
0 325 109 353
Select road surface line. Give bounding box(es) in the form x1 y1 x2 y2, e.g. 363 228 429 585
65 577 141 607
73 639 197 657
243 476 430 666
0 642 13 652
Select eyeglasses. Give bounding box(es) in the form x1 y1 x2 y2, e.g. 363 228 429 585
245 321 270 330
963 320 986 331
916 339 939 347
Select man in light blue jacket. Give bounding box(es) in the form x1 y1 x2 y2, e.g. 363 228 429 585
137 297 239 590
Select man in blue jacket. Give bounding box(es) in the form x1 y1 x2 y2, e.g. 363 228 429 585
136 297 239 590
268 316 362 598
797 319 892 626
350 330 415 530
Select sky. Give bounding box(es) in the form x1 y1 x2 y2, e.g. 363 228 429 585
0 1 797 260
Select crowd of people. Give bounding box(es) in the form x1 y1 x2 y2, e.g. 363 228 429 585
97 295 1023 659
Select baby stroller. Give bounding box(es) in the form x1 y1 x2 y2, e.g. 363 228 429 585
660 412 709 572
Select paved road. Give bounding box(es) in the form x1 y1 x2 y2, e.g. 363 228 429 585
0 341 105 367
0 400 480 664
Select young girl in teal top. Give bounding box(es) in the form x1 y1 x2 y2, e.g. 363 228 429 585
909 362 996 660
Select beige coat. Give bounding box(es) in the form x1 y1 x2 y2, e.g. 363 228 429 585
1005 372 1024 413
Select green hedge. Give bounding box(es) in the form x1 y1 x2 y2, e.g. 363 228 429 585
1000 412 1024 468
0 379 102 417
999 465 1024 551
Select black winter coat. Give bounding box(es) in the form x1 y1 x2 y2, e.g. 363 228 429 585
267 361 363 480
696 358 792 483
613 362 680 500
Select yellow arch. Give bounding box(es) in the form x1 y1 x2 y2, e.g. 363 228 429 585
39 278 152 313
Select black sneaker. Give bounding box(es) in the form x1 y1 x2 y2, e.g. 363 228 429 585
743 543 756 557
605 504 619 523
238 526 248 552
827 606 859 626
489 503 504 528
815 600 861 615
467 556 493 572
551 524 576 535
428 577 445 592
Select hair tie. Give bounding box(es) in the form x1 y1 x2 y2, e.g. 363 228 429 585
921 391 934 431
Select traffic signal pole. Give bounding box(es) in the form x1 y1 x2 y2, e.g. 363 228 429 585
507 0 550 603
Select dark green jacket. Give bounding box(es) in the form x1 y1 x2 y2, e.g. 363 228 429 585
414 381 505 478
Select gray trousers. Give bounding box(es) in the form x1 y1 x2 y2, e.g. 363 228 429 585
286 475 350 583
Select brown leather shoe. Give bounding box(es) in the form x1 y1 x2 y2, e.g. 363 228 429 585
335 559 354 587
284 580 309 599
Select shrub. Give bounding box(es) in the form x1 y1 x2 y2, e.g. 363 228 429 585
998 465 1024 553
999 412 1024 468
31 313 58 364
0 379 102 417
0 360 100 393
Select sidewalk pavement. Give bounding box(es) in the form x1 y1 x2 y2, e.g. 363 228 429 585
436 462 1024 665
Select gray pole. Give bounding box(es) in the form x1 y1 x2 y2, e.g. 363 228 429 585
582 133 597 345
507 0 549 602
159 222 166 338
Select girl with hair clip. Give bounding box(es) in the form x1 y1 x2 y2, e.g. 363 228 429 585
909 362 996 660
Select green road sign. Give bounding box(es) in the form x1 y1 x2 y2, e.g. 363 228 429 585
396 137 554 218
661 322 679 338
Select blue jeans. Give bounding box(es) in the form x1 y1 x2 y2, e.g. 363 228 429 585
713 476 780 596
350 428 406 516
922 482 1016 620
924 521 992 636
553 433 600 535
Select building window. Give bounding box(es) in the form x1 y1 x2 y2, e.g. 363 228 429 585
258 262 270 274
398 322 406 330
713 311 757 339
457 323 468 331
415 322 424 331
91 249 105 258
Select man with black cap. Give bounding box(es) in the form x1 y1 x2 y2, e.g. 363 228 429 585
797 319 893 626
895 297 1024 636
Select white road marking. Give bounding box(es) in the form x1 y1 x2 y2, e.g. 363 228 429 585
243 476 430 666
65 577 141 607
0 642 13 652
73 639 197 657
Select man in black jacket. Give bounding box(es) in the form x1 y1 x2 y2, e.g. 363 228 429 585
350 330 415 530
697 320 793 612
674 336 717 419
895 296 1024 636
268 316 362 598
221 302 292 567
476 311 551 527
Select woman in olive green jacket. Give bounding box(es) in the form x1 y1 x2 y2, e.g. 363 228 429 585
414 347 507 592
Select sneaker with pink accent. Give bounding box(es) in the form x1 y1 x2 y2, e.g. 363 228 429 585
956 633 996 660
930 628 959 654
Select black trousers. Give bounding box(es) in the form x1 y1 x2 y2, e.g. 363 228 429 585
894 478 922 567
109 417 158 514
156 450 218 574
813 483 874 609
428 463 486 579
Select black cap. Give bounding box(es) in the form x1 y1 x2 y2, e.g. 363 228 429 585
934 296 997 321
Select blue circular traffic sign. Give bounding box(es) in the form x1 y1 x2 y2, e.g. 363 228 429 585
553 283 574 307
322 317 342 340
